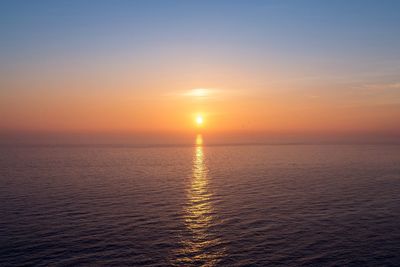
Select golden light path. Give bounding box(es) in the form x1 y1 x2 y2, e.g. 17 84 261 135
173 134 225 266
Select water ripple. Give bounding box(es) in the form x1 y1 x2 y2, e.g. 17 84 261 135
1 144 400 266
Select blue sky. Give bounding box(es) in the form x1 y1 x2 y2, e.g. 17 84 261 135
2 0 400 71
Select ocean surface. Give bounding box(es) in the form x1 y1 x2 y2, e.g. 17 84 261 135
1 143 400 266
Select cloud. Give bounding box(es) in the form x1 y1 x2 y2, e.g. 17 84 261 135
388 83 400 89
362 82 400 91
182 88 220 97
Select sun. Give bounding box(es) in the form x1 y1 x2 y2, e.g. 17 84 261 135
196 115 204 126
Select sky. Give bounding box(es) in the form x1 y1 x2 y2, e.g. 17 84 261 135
1 0 400 144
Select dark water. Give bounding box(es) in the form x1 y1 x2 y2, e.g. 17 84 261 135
1 143 400 266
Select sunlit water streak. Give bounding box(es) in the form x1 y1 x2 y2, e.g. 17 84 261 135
173 135 225 266
1 144 400 266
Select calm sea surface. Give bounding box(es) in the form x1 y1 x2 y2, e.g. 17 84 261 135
1 144 400 266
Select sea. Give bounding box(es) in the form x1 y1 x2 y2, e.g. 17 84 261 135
1 143 400 266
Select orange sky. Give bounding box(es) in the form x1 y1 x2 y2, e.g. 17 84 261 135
1 75 399 144
1 1 400 144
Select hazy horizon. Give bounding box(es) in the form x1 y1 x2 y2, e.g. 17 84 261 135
1 130 400 145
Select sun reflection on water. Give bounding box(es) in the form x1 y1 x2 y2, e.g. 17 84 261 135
173 134 225 266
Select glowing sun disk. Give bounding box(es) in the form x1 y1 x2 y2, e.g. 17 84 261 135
196 116 203 125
